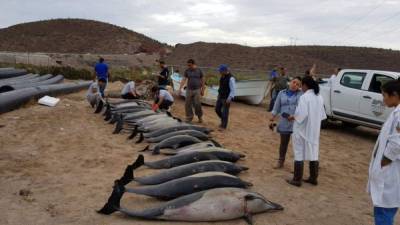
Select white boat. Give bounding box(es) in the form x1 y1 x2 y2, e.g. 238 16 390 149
235 79 269 105
171 74 268 106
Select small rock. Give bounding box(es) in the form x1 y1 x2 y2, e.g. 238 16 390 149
65 104 71 107
60 128 64 131
19 189 32 197
19 189 35 202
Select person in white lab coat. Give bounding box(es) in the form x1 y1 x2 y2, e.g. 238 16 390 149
287 76 327 187
86 79 105 108
329 67 342 84
367 80 400 225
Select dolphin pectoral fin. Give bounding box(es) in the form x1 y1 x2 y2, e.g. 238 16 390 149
210 139 222 147
97 180 125 215
135 132 144 144
243 213 254 225
139 145 149 152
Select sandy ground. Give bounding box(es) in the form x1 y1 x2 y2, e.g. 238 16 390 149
0 82 399 225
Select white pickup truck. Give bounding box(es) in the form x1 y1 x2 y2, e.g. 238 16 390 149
320 69 400 129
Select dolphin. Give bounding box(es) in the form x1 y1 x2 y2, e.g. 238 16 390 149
98 186 283 225
144 129 209 144
120 158 248 185
136 147 245 169
141 135 203 155
121 172 252 200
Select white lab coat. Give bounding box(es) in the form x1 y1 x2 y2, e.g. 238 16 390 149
292 90 327 161
367 105 400 208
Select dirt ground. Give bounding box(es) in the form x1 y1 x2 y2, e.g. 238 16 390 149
0 82 399 225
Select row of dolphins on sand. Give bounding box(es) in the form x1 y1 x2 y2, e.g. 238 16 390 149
93 98 283 225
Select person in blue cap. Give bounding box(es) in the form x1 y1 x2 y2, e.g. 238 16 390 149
215 64 236 131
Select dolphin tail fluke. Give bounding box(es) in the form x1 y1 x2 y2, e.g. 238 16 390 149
113 119 124 134
131 154 145 169
135 132 144 144
97 180 125 215
118 155 144 186
210 139 222 147
128 130 138 140
102 103 110 116
94 100 104 114
119 165 134 186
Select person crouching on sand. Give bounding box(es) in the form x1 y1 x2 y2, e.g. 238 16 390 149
367 79 400 225
151 86 174 111
287 76 326 187
86 78 105 108
269 77 302 169
120 78 139 99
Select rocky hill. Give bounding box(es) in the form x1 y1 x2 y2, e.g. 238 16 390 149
0 19 168 54
166 42 400 76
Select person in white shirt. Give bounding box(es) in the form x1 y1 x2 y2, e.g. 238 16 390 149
121 79 139 99
287 76 327 187
151 86 174 111
329 67 342 84
86 79 104 108
367 79 400 225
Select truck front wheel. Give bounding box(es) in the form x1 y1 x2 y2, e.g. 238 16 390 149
321 119 329 129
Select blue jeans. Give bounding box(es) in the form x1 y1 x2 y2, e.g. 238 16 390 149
215 98 230 129
374 207 398 225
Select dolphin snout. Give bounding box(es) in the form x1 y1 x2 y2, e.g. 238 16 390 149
270 202 284 211
240 166 249 171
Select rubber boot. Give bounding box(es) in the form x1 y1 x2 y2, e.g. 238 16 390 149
273 159 284 169
304 161 319 185
286 161 303 187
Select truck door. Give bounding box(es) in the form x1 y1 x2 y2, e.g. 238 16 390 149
331 71 367 117
359 73 395 126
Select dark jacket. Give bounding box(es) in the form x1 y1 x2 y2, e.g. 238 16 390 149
218 73 233 99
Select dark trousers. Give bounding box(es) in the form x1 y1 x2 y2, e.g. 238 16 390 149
159 100 173 110
121 93 138 99
279 133 291 162
215 98 230 128
268 89 278 112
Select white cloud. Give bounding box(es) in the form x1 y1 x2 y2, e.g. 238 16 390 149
0 0 399 49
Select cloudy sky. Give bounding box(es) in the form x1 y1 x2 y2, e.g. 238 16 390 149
1 0 400 49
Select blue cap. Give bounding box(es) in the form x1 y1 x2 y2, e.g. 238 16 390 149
218 64 228 72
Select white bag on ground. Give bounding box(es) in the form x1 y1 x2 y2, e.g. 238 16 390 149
38 95 60 107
